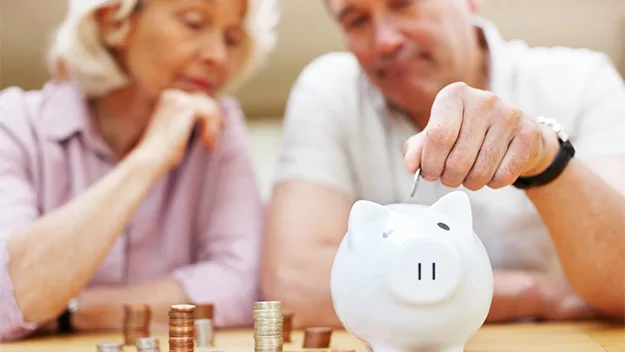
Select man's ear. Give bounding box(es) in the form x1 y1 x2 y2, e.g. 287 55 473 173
96 4 129 48
467 0 484 13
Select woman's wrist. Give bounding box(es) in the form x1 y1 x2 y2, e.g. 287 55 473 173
125 146 169 183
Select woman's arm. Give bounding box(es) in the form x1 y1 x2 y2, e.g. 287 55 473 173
64 97 265 330
0 88 222 340
4 148 162 326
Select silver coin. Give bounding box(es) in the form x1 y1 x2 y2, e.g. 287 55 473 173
410 168 421 198
97 342 123 352
135 337 159 348
195 319 214 348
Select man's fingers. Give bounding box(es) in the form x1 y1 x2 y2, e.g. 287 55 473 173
421 82 466 181
487 133 531 189
440 90 495 187
463 105 518 190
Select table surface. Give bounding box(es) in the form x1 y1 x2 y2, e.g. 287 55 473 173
1 320 624 352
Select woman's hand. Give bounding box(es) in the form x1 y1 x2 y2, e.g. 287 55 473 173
135 89 224 176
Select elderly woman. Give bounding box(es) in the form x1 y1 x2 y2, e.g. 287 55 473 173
0 0 277 341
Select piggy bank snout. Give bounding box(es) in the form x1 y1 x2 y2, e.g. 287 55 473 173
387 237 463 305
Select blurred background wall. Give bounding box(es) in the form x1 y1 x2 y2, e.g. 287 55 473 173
1 0 624 199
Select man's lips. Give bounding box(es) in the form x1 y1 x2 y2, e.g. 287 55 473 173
376 54 434 80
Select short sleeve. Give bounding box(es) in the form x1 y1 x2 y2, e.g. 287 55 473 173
272 55 356 198
571 56 625 161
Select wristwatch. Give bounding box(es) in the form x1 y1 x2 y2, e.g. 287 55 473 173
57 297 79 334
513 116 575 189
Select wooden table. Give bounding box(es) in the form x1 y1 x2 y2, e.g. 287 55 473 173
1 320 623 352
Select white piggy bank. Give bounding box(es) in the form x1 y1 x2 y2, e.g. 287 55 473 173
330 191 494 352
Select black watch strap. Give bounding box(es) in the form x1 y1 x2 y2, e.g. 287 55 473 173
513 138 575 189
57 308 74 334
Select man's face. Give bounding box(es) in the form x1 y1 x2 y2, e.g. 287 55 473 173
328 0 482 118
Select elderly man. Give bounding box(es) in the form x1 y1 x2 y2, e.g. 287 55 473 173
261 0 625 327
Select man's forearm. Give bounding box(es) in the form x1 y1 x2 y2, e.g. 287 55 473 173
73 275 187 332
525 158 625 316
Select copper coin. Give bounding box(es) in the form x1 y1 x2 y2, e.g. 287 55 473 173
194 303 214 319
169 326 194 337
169 311 195 319
170 304 196 312
303 327 333 348
124 304 151 311
168 318 194 325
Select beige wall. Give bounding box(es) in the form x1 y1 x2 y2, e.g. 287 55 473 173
2 0 624 119
2 1 624 199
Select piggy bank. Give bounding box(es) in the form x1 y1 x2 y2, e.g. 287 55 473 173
330 191 494 352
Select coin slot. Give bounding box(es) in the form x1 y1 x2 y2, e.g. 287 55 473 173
418 263 421 280
432 262 436 280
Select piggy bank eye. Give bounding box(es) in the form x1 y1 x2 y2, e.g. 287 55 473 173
382 230 394 238
437 222 450 231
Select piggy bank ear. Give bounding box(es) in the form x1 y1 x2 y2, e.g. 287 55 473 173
430 191 473 230
347 200 391 249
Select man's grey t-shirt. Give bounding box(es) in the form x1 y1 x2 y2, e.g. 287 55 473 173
273 18 625 273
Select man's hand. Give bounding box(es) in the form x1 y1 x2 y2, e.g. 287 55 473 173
403 82 561 190
486 270 599 323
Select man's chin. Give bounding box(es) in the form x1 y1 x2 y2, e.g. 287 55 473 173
383 81 438 118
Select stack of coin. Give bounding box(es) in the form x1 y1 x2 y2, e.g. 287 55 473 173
96 342 123 352
169 304 196 352
253 301 283 352
194 303 215 348
123 304 152 345
281 312 294 342
136 337 161 352
303 327 333 348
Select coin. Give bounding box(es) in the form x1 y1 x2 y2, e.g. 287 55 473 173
303 327 333 348
168 304 195 352
253 301 284 352
410 168 421 198
96 342 123 352
123 304 151 345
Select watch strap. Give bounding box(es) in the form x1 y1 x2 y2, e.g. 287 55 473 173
513 138 575 189
57 308 74 333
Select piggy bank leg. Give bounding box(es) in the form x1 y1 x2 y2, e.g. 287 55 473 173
368 344 403 352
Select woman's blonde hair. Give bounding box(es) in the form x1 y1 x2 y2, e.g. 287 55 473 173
47 0 279 97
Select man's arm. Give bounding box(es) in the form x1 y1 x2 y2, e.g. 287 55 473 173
525 156 625 317
261 54 590 328
262 182 353 327
524 58 625 317
260 55 358 328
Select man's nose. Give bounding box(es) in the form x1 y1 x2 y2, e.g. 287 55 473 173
373 19 405 58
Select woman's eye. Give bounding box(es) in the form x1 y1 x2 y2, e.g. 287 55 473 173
181 12 206 29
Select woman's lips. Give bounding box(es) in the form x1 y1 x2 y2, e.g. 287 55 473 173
182 76 216 94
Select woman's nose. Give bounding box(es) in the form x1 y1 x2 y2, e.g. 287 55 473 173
199 34 228 67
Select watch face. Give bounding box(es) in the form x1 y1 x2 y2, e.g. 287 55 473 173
68 298 79 313
538 116 569 141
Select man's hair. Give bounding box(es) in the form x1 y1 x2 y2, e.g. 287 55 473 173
47 0 280 97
